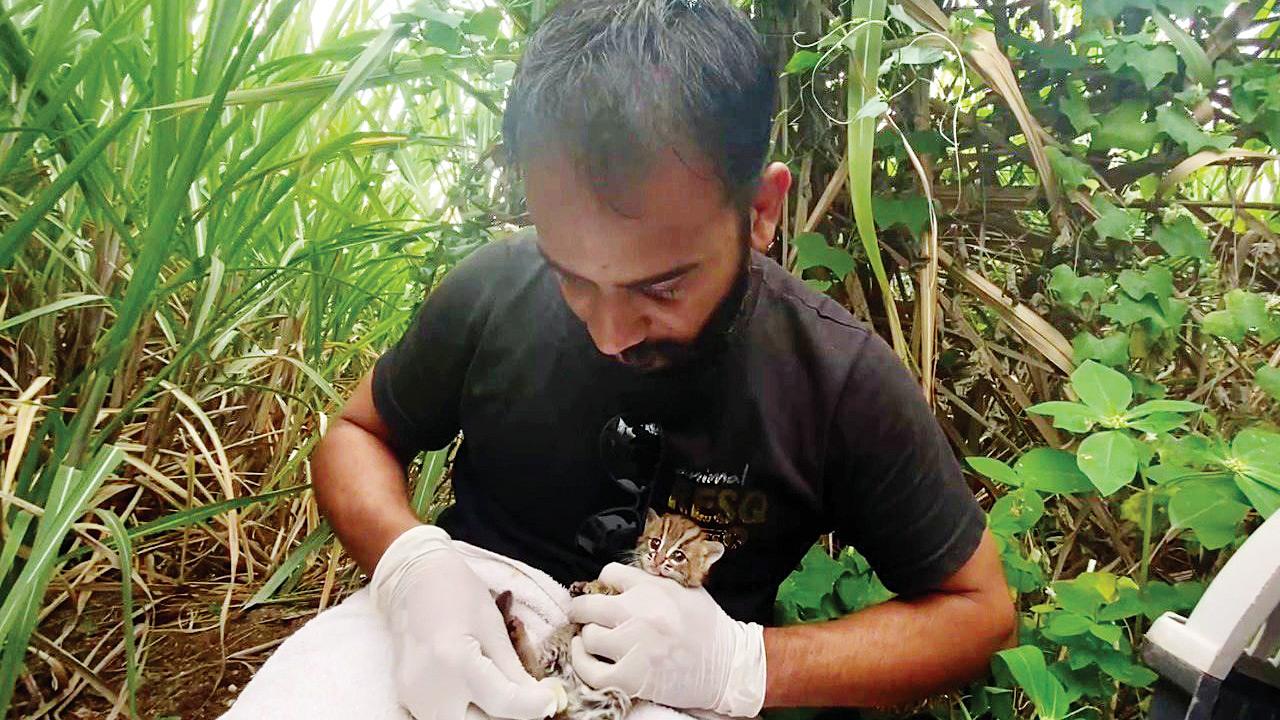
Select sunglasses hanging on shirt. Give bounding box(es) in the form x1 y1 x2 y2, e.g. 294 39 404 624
574 413 666 562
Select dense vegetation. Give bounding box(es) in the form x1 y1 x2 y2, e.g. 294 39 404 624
0 0 1276 717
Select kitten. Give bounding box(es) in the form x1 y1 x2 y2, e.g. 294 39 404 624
495 509 726 720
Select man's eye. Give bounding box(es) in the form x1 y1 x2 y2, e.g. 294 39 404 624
555 271 587 289
641 280 681 300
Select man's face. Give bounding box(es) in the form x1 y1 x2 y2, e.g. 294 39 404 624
526 146 790 372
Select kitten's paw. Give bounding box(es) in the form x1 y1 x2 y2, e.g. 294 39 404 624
572 579 618 596
539 677 569 714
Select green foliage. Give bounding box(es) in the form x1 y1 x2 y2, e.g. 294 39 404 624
1090 101 1158 153
1150 216 1210 260
773 0 1277 715
1201 290 1280 345
775 545 894 625
1072 331 1130 367
792 232 855 291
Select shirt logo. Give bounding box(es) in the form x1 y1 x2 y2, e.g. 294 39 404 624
663 463 768 550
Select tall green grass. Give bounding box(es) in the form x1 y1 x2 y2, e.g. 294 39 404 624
0 0 516 713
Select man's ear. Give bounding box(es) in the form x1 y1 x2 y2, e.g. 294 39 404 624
747 162 792 254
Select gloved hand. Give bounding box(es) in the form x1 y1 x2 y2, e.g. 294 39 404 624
566 563 767 717
370 524 566 720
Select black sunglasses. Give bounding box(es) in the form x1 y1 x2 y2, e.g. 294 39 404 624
574 414 665 562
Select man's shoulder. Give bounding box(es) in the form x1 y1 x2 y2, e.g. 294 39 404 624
752 253 876 357
441 227 548 304
455 227 541 276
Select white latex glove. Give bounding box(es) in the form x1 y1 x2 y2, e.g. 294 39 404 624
370 524 565 720
567 563 767 717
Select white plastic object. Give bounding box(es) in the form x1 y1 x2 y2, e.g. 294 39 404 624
1144 510 1280 680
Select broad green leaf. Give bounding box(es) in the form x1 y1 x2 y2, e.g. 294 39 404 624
995 534 1047 593
1103 295 1166 329
1089 621 1124 646
966 457 1023 487
1072 331 1130 367
989 488 1045 537
871 194 931 239
1156 105 1234 153
994 646 1072 720
1015 448 1096 494
1091 196 1138 242
1234 474 1280 518
1129 412 1191 434
1139 580 1205 621
1150 10 1213 87
879 44 945 72
1049 265 1108 306
1097 581 1147 621
1044 611 1092 637
1117 266 1174 303
1097 652 1159 686
1058 86 1099 133
1126 399 1204 418
1201 309 1245 343
1092 101 1158 153
462 7 503 38
1154 432 1228 470
1053 572 1118 618
776 545 849 622
833 559 893 612
1026 401 1101 433
792 232 855 279
1231 428 1280 488
1226 289 1277 339
1168 482 1250 549
409 3 465 26
784 50 822 75
1104 40 1177 90
1084 0 1145 19
1044 147 1092 189
854 97 888 120
1256 365 1280 402
1077 431 1139 495
1152 217 1210 260
1071 360 1133 416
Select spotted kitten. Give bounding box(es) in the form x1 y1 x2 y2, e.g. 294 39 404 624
496 509 726 720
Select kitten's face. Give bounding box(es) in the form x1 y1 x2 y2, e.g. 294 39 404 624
632 509 725 587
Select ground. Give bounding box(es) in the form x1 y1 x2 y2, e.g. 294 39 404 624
13 582 337 719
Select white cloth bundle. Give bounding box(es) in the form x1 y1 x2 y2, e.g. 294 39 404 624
220 540 727 720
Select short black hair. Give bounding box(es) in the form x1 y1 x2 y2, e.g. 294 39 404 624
502 0 776 214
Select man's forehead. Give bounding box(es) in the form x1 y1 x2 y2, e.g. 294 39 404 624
525 147 733 285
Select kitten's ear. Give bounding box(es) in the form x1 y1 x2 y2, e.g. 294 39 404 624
646 507 661 526
704 541 726 569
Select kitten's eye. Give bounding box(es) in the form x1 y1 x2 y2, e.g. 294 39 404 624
649 537 660 550
670 550 686 562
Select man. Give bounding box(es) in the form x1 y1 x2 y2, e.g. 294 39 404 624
222 0 1016 717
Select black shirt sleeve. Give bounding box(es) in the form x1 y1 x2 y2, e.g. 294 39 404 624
371 239 511 463
827 330 987 598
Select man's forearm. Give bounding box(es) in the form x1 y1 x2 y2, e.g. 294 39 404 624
311 417 422 575
761 590 1017 710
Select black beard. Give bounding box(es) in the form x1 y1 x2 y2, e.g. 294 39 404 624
613 241 752 373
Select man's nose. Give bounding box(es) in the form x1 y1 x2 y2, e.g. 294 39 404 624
585 290 646 357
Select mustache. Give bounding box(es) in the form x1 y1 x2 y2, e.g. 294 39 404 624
617 338 700 370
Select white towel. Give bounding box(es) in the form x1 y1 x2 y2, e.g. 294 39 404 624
221 541 744 720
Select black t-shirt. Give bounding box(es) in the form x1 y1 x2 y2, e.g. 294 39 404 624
372 230 986 625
